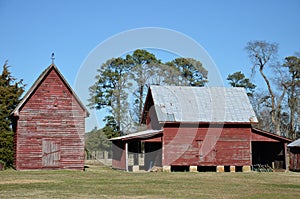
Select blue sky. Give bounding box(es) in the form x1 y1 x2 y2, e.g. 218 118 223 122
1 0 299 131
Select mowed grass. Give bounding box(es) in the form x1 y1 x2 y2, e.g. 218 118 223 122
1 165 300 199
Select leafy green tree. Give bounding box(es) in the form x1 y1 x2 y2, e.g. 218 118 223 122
85 127 111 156
227 71 256 96
0 61 24 167
88 57 131 135
102 115 120 138
165 58 208 87
89 49 209 134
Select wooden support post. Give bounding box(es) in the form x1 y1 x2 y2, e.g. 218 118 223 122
284 143 289 171
125 142 128 172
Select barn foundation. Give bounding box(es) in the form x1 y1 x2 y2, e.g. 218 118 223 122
189 166 198 172
132 165 139 172
216 166 224 172
230 166 235 172
242 166 251 172
163 166 171 172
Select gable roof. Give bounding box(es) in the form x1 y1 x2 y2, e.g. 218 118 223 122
148 85 258 123
12 64 89 117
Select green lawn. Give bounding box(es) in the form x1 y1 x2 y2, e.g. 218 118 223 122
0 165 300 199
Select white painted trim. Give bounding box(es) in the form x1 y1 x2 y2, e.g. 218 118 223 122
125 142 128 172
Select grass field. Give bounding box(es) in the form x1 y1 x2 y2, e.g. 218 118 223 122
1 165 300 199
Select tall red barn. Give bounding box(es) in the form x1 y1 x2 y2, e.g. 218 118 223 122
110 86 291 172
12 64 89 170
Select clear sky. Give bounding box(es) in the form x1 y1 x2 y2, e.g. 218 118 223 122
1 0 299 131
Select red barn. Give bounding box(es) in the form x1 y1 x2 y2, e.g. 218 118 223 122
12 64 89 170
110 86 291 172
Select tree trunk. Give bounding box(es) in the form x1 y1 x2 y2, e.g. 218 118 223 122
138 85 144 124
117 88 121 132
259 66 280 135
288 96 296 139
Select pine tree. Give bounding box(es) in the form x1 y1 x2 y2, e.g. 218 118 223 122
0 61 25 167
226 71 256 96
88 57 131 135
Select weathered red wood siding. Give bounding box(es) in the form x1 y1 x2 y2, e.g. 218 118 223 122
289 147 300 171
162 124 252 166
112 141 126 170
14 68 86 170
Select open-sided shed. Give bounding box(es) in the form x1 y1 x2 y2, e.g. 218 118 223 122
12 64 89 170
110 86 291 172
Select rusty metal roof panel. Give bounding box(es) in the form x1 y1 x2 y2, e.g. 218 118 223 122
150 85 258 123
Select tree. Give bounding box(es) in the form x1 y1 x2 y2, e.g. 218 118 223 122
165 58 208 87
127 49 161 124
88 57 131 136
0 61 25 167
85 127 111 159
89 49 209 134
283 56 300 139
227 71 256 96
102 115 120 139
85 127 111 152
245 40 286 135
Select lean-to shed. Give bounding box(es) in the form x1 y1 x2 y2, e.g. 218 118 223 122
288 139 300 171
110 85 291 172
12 64 89 170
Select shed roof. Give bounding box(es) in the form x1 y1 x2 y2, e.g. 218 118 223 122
109 129 163 141
149 85 258 123
288 139 300 147
251 128 292 143
12 64 89 117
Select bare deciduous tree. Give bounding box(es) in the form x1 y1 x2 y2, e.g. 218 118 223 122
245 41 286 135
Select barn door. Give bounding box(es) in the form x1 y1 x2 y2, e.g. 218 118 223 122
42 139 61 167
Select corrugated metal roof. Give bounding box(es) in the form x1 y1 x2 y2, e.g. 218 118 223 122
150 85 258 123
288 139 300 147
109 129 163 141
